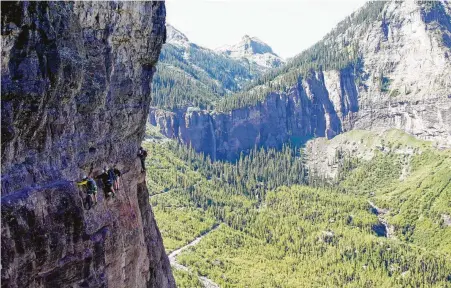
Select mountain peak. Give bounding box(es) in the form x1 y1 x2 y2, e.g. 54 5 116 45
166 23 189 45
216 35 284 69
221 35 277 57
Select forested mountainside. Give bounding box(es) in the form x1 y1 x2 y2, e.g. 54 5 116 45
144 128 451 287
151 24 283 110
150 1 451 160
1 2 174 287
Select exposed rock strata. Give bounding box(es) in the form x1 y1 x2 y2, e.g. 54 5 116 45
149 76 450 161
1 2 174 287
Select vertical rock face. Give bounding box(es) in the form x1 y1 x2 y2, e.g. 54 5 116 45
149 72 355 161
150 1 451 160
1 2 175 287
150 66 450 161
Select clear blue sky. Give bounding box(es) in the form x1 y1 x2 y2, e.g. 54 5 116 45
166 0 366 59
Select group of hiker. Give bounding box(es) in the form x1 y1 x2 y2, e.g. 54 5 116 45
76 146 148 209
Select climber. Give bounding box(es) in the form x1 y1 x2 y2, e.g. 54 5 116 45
112 165 122 191
96 168 116 198
107 166 120 192
77 175 98 207
137 146 148 173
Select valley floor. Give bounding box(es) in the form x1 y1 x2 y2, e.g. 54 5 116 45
144 129 451 287
168 224 220 288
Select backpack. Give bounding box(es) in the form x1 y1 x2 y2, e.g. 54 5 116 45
107 169 116 182
142 150 148 158
87 178 97 191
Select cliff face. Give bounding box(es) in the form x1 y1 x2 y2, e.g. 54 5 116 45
149 1 451 160
1 2 175 287
150 67 450 161
149 70 357 161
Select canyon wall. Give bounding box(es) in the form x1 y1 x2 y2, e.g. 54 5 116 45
149 69 450 161
149 69 356 161
1 2 175 287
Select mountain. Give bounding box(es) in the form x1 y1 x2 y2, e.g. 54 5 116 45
150 1 451 160
216 35 285 70
1 2 174 287
151 24 285 110
151 24 260 109
166 23 190 46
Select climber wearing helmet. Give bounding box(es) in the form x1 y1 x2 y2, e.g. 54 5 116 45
77 175 98 208
107 166 120 192
96 167 116 198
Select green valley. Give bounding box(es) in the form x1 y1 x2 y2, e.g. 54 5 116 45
144 129 451 287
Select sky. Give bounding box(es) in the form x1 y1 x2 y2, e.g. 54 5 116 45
166 0 367 59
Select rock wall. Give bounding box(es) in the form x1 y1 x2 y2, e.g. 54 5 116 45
149 69 450 161
149 1 451 161
1 2 175 287
149 70 358 161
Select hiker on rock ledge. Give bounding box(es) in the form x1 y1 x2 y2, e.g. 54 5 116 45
96 167 116 198
77 175 98 208
137 146 148 173
112 165 122 191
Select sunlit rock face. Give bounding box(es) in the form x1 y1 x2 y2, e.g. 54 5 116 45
1 2 175 287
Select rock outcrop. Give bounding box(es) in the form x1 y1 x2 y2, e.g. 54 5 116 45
1 2 175 287
149 1 451 161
